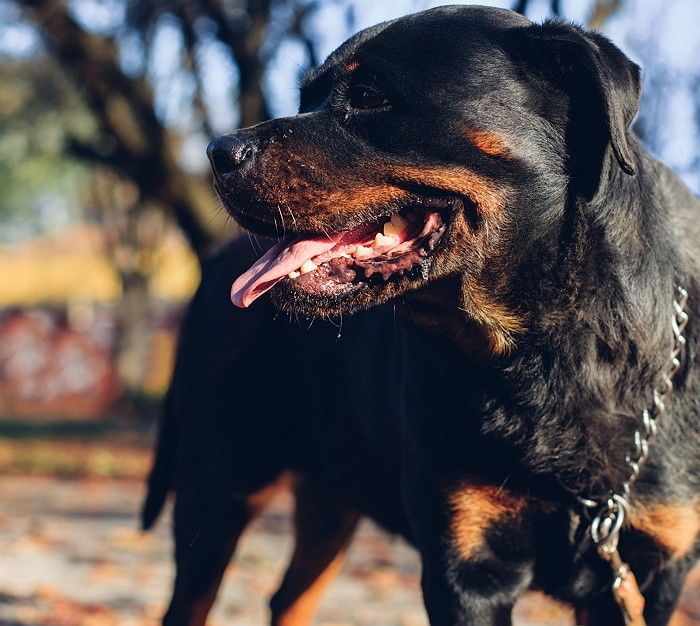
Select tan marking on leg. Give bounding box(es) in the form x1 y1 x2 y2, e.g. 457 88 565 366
272 547 350 626
271 478 359 626
465 127 512 158
188 596 215 626
629 501 700 558
446 481 529 560
177 481 282 626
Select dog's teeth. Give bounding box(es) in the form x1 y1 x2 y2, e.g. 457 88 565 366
354 245 374 260
391 213 409 232
288 270 300 279
382 222 399 238
383 214 408 238
300 260 317 274
374 232 397 247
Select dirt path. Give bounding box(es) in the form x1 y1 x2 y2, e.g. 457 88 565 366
0 476 697 625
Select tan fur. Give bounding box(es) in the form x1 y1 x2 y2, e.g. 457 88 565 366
388 165 508 216
271 479 359 626
319 185 411 216
385 164 521 353
462 280 524 354
272 551 349 626
182 482 282 626
629 501 700 558
446 480 529 560
465 127 511 158
252 142 526 351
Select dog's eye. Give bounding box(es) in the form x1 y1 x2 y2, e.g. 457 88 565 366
348 83 390 110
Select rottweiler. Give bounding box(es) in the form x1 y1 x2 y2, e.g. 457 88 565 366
142 6 700 626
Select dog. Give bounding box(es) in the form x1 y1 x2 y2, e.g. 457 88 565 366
142 6 700 625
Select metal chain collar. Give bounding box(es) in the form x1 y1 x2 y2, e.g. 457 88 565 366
576 285 689 626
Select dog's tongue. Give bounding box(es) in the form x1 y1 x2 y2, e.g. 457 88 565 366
231 233 345 308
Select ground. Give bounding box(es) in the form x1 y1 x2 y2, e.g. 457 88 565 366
0 475 698 626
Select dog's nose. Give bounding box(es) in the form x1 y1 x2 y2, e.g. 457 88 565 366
207 134 255 178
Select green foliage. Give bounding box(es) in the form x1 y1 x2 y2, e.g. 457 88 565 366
0 56 97 241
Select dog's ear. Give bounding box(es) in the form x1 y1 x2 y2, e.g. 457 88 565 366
507 21 641 199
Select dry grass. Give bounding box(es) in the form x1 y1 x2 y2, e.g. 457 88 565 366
0 420 153 479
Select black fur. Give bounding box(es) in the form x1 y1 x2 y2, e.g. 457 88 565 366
144 6 699 625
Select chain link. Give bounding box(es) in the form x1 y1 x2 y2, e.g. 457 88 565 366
573 286 689 625
580 285 689 555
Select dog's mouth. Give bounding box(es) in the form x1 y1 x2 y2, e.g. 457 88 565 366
230 201 451 308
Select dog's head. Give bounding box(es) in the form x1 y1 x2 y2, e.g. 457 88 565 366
210 5 640 350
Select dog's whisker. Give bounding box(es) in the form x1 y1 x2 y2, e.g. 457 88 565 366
497 470 515 496
246 231 256 253
250 234 263 255
287 205 298 228
277 205 286 237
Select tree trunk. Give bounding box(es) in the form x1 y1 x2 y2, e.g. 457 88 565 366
113 272 151 393
20 0 222 261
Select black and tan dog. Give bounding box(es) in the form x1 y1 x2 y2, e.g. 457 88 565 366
142 6 699 625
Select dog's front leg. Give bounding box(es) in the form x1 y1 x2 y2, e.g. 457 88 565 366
405 477 536 626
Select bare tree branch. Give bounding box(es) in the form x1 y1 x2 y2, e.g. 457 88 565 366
288 1 321 70
176 3 215 138
66 137 129 169
198 0 272 126
588 0 623 29
19 0 220 260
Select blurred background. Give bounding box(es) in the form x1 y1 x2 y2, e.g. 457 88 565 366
0 0 698 624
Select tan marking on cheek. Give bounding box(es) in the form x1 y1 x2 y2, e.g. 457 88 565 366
346 59 360 72
259 145 411 222
629 501 700 558
387 165 508 216
386 165 520 353
321 184 409 213
290 184 411 232
465 127 511 158
462 280 524 355
447 481 529 560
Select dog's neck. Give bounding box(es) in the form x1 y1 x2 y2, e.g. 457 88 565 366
398 275 511 359
400 151 692 495
424 149 680 346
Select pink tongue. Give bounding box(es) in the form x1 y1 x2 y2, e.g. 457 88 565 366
231 235 343 307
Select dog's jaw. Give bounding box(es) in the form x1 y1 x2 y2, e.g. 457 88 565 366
229 201 453 313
